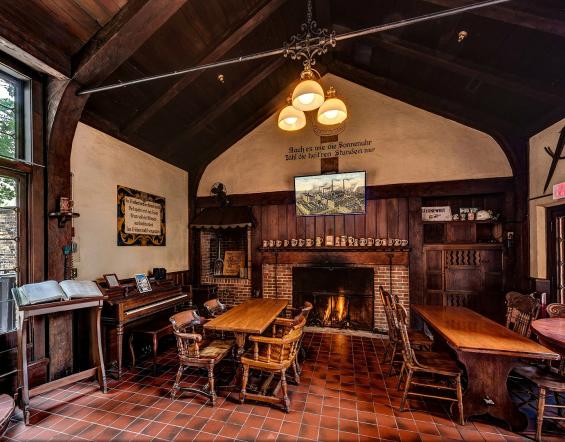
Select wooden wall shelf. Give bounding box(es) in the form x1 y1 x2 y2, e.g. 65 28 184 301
259 246 410 253
49 211 80 228
259 248 409 266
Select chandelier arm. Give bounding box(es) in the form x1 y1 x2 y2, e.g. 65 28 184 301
77 47 285 95
335 0 512 42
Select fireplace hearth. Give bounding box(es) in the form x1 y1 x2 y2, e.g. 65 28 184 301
292 266 374 331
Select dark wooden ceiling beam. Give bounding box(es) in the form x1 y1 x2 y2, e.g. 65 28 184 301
329 59 523 174
421 0 565 38
332 24 562 106
162 57 286 160
122 0 289 135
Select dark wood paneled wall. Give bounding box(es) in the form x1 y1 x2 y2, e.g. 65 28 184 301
195 177 525 311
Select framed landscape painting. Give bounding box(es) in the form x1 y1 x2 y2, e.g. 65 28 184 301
294 171 366 216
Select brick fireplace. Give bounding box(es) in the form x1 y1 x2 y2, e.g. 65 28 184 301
261 256 409 332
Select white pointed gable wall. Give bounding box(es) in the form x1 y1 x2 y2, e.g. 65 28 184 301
198 74 512 196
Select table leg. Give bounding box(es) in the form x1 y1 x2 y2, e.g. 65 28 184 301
116 324 124 379
90 306 107 393
457 351 528 431
219 332 247 393
17 313 30 425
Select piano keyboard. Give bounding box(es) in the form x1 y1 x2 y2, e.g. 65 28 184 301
124 294 186 316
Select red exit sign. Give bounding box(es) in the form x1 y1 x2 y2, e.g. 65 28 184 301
553 182 565 200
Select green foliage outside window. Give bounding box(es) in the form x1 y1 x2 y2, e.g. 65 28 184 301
0 78 17 206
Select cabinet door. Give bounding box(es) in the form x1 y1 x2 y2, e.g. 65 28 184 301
480 249 504 319
424 249 443 305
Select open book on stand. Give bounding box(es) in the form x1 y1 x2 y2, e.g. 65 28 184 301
12 280 103 306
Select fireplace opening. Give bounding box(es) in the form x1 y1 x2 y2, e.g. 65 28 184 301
292 266 374 331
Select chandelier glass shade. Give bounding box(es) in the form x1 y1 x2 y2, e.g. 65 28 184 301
278 103 306 131
291 78 325 111
317 87 347 125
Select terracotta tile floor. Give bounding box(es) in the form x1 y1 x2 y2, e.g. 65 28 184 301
3 332 565 441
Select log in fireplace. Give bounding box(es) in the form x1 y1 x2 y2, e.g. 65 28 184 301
292 266 375 331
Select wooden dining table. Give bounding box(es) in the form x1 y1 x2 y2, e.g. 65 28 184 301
412 305 560 431
204 298 289 356
531 317 565 357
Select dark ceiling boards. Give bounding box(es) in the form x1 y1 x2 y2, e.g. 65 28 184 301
1 0 564 191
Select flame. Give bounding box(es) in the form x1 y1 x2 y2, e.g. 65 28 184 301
321 294 347 326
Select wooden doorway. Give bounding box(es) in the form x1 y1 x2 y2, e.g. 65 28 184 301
547 204 565 304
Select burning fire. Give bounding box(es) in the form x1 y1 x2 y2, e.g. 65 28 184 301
322 293 347 325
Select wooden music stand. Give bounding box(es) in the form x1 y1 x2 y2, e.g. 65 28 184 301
16 296 107 425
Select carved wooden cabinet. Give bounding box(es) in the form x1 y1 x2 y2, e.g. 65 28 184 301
424 244 504 320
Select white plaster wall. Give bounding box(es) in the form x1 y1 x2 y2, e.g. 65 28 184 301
529 117 565 278
71 123 189 281
198 74 512 196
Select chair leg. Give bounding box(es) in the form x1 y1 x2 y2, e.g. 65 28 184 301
292 360 301 385
387 342 398 377
171 365 183 400
554 391 563 417
281 370 290 413
536 387 546 442
456 375 465 426
240 365 249 404
208 365 217 406
397 362 405 391
400 369 413 412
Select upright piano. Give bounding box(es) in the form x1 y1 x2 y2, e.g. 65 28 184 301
99 278 190 378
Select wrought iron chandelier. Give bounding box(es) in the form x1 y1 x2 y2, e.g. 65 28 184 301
77 0 513 131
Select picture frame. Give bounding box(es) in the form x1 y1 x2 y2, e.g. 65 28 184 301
134 273 152 293
294 171 366 217
103 273 121 288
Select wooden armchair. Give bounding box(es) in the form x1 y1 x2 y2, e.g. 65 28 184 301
547 303 565 318
505 291 540 337
378 287 432 376
394 303 465 425
240 316 306 412
169 310 234 406
203 298 227 317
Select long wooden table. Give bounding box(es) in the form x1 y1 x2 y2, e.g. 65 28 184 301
412 305 560 431
204 298 288 355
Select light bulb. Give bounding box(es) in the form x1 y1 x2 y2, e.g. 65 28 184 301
323 109 339 120
298 93 315 105
284 116 298 125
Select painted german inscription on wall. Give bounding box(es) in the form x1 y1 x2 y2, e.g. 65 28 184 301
285 139 374 161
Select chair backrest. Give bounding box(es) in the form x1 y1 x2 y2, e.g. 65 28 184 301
300 301 313 322
505 291 540 337
394 303 418 366
170 309 204 358
204 298 226 317
547 303 565 318
260 315 306 364
379 286 399 342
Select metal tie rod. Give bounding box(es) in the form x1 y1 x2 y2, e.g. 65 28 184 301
78 0 512 96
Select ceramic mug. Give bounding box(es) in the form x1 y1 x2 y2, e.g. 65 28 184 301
348 236 354 246
298 238 305 247
360 238 367 246
354 238 359 246
262 240 268 248
269 239 275 248
325 235 334 246
291 238 298 247
315 236 323 247
387 238 394 247
306 238 313 247
275 240 282 248
340 235 347 245
401 239 409 247
367 237 375 246
334 237 341 247
394 238 402 246
283 239 289 247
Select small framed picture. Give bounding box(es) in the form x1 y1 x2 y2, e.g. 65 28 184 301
134 273 152 293
103 273 120 288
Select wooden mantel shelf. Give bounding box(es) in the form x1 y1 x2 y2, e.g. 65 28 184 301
259 247 409 266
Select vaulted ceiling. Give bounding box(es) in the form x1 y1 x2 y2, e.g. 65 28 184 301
1 0 564 192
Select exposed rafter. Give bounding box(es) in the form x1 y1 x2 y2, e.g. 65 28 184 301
162 57 287 160
122 0 289 135
421 0 565 38
333 24 562 106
